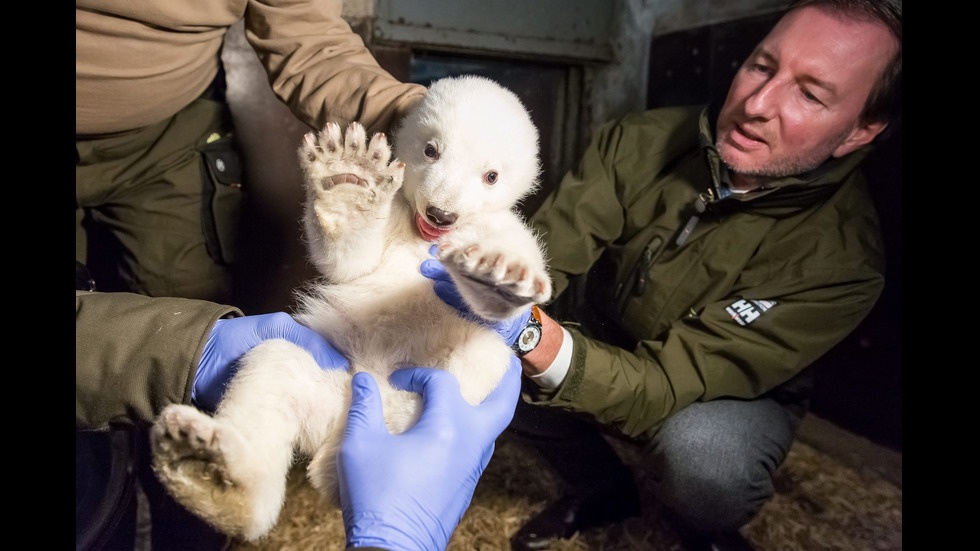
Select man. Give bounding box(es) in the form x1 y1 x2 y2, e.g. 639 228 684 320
498 1 902 549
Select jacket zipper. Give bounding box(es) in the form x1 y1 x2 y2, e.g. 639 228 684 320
615 236 662 315
675 188 716 246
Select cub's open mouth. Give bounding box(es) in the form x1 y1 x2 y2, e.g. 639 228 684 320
416 212 453 242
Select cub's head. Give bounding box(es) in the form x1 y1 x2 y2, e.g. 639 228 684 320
393 75 541 241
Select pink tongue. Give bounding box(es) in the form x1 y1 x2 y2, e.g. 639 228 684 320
416 213 452 242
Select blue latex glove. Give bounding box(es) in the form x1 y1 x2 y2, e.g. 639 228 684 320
420 245 531 346
193 312 349 412
338 357 521 551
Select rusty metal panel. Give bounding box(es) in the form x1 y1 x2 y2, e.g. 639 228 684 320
374 0 614 62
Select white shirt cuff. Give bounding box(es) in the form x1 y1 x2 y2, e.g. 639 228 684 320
527 326 573 389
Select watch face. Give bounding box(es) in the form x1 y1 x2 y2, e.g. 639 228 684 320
517 324 542 353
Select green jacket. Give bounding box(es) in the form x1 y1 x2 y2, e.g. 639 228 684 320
75 290 240 430
529 105 885 441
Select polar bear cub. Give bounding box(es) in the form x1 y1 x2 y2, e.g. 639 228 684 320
149 75 552 541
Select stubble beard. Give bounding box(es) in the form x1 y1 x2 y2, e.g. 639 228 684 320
716 124 855 181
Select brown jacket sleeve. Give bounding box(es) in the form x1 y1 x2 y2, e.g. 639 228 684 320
243 0 426 135
75 291 241 429
76 0 425 135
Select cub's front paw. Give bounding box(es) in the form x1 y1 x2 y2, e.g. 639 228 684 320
438 242 552 320
299 122 405 234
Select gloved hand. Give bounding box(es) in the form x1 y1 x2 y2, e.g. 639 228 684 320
193 312 349 412
420 246 532 347
338 357 522 551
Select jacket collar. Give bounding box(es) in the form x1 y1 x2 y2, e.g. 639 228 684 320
696 106 871 216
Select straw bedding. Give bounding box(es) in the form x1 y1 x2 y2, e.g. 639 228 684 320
231 430 901 551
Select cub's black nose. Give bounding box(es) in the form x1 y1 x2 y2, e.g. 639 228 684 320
425 206 458 227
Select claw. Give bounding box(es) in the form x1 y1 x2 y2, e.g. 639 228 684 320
303 134 318 161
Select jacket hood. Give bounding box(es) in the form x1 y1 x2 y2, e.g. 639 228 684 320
697 106 872 218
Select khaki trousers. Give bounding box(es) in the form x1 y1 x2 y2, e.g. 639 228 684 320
76 97 243 303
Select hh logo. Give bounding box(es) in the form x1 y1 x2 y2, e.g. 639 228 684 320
726 299 777 326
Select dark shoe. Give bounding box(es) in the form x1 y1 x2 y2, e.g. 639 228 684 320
511 489 641 550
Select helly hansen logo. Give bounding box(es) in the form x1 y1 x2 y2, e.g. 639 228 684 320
726 299 777 326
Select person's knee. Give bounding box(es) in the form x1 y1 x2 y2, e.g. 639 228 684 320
654 444 771 530
647 405 786 531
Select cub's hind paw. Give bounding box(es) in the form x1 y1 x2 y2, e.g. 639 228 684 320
150 405 282 541
151 405 237 486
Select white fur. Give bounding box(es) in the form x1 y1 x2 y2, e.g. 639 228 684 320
149 75 552 541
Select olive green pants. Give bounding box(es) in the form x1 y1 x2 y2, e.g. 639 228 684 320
76 97 243 303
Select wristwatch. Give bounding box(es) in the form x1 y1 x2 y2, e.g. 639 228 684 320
512 305 543 356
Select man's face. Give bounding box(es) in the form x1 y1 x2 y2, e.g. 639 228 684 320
715 6 898 187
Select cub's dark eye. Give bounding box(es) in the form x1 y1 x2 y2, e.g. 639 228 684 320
484 171 498 185
424 143 439 160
